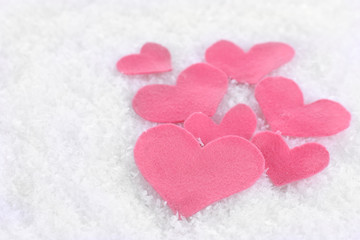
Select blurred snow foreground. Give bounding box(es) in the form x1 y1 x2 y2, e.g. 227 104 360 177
0 0 359 239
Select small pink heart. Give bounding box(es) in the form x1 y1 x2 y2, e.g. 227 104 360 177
184 104 257 145
252 131 329 186
205 40 295 84
133 63 228 123
134 124 264 217
255 77 351 137
116 42 172 75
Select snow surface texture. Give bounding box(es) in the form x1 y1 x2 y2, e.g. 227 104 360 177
0 0 359 239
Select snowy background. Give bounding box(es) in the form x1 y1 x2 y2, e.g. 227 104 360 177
0 0 359 239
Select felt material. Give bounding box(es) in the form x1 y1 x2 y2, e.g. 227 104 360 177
132 63 228 123
205 40 295 84
116 42 172 75
2 1 360 239
184 104 257 145
134 124 265 218
255 77 351 137
251 131 330 186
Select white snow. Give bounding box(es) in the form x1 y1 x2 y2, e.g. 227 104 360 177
0 0 359 239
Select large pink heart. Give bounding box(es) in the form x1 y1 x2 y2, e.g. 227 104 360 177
134 124 264 217
116 42 172 75
184 104 257 145
205 40 295 84
133 63 228 123
255 77 351 137
252 131 329 186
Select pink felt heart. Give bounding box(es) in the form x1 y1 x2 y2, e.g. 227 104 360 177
251 131 329 186
134 124 264 217
184 104 257 145
133 63 228 123
205 40 295 84
116 42 172 75
255 77 351 137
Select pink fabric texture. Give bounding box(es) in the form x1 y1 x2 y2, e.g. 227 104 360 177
251 131 330 186
116 42 172 75
132 63 228 123
205 40 294 84
134 124 265 217
184 104 257 145
255 77 351 137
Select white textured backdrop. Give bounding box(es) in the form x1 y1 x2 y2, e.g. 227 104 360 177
0 0 359 239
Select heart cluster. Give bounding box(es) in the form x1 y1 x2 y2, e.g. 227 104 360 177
117 41 351 218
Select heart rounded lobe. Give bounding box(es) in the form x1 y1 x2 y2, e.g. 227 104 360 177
184 104 257 144
252 131 330 186
134 124 265 217
205 40 294 84
132 63 228 123
117 42 172 75
255 77 351 137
